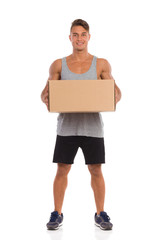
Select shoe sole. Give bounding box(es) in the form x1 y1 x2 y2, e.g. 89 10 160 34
95 222 113 230
47 223 63 230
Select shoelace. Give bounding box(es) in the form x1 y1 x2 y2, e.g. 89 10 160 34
100 212 110 222
50 212 59 222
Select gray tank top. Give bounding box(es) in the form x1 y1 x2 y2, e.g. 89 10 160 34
56 55 104 138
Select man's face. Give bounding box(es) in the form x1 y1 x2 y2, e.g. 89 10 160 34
69 25 91 51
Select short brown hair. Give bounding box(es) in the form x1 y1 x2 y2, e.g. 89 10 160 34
70 19 90 33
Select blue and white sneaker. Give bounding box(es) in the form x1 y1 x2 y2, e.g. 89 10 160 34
95 211 113 230
46 211 63 230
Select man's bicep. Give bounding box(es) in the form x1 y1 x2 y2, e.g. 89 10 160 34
101 59 114 80
101 71 113 79
48 59 61 80
48 72 60 80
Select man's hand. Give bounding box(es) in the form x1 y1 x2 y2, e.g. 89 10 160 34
115 83 121 104
41 82 49 110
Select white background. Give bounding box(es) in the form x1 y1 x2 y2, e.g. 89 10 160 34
0 0 160 239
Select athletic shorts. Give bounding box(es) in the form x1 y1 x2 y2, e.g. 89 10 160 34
53 135 105 165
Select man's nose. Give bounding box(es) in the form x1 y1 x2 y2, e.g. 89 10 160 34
77 35 82 40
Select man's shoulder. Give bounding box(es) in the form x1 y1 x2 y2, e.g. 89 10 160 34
97 58 111 71
97 57 110 66
49 58 62 73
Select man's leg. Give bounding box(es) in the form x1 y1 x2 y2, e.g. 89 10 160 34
53 163 72 214
88 164 105 215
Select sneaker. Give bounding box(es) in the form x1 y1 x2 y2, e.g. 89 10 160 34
95 211 113 230
46 211 63 230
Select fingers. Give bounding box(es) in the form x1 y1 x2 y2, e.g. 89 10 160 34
43 97 49 110
41 82 49 110
43 92 48 99
44 97 48 105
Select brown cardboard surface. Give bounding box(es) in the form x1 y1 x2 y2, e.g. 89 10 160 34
48 79 115 113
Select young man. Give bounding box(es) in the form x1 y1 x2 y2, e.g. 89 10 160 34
41 19 121 231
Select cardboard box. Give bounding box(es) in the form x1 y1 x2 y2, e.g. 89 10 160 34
48 79 116 113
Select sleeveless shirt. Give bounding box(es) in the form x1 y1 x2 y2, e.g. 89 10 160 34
56 55 104 138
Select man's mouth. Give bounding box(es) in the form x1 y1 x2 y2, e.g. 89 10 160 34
77 42 84 46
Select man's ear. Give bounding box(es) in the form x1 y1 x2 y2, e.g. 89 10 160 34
88 34 91 41
69 35 71 41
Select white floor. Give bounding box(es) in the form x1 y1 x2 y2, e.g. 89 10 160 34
1 146 159 240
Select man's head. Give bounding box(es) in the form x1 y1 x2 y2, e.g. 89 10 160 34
69 19 91 52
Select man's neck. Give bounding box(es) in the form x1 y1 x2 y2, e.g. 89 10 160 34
71 49 90 61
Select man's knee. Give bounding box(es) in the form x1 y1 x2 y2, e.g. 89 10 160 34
88 164 102 177
56 163 72 177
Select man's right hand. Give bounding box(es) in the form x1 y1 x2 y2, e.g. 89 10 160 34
41 82 49 110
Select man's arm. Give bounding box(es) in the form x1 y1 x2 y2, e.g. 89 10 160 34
99 58 122 104
41 59 61 110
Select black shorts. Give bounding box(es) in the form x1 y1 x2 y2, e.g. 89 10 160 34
53 135 105 165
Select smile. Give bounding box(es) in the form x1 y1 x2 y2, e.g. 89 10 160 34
77 42 84 45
